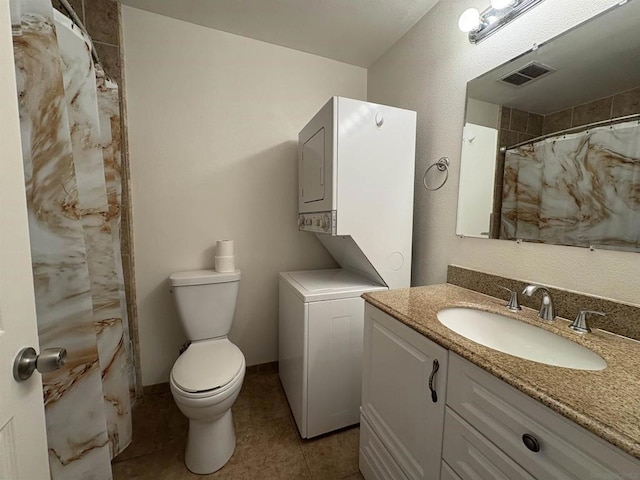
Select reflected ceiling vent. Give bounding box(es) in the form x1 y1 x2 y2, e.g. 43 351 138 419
500 62 555 86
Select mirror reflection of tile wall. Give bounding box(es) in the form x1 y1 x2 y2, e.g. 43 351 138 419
492 107 543 237
492 86 640 239
490 87 640 238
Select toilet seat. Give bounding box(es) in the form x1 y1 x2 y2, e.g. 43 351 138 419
171 339 244 394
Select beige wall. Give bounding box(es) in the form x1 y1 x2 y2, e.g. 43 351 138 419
368 0 640 304
466 98 499 130
122 6 367 385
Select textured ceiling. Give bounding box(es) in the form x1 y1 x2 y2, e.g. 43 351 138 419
121 0 440 67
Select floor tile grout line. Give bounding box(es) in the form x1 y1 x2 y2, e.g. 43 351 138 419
114 373 362 479
301 448 315 480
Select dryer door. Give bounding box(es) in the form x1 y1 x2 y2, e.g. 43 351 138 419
301 127 325 204
299 97 335 214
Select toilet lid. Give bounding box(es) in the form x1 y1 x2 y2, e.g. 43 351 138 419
172 339 244 393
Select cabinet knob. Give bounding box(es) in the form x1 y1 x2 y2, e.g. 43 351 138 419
522 433 541 452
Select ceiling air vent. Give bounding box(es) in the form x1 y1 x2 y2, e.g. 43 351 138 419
500 62 555 86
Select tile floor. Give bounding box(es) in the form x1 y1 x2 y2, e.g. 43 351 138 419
112 368 364 479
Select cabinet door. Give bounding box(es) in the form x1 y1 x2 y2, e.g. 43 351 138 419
360 413 411 480
362 304 448 480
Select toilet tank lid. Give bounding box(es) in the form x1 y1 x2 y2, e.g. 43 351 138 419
170 269 241 287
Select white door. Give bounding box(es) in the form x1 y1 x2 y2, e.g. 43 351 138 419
0 2 51 479
456 123 499 238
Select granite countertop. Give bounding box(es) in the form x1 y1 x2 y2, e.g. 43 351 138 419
362 284 640 460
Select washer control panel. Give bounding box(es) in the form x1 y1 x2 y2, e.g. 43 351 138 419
298 211 336 235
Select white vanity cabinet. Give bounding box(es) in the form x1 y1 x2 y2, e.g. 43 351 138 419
360 303 640 480
360 304 448 480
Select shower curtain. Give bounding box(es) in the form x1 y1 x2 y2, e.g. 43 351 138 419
11 0 134 478
500 120 640 249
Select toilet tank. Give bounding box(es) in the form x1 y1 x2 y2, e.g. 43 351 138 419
169 269 241 341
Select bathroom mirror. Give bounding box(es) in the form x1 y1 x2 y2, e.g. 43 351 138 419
456 0 640 252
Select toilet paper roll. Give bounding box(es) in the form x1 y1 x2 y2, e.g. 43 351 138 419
215 255 236 273
216 239 234 257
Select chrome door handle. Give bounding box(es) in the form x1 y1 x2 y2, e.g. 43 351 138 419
13 347 67 381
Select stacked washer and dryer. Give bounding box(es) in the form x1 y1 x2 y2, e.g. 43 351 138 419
279 97 417 439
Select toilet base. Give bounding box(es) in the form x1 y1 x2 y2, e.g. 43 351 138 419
184 409 236 474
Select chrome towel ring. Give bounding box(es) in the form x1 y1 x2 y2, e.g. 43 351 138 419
423 157 450 191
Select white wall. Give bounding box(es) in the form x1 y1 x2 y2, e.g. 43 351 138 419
368 0 640 305
122 6 367 385
465 98 499 129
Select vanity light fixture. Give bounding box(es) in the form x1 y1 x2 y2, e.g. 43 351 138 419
491 0 517 9
459 0 545 44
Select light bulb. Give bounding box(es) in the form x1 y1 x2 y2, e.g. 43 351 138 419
458 8 481 33
491 0 517 9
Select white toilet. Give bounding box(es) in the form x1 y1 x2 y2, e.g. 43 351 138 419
168 269 245 474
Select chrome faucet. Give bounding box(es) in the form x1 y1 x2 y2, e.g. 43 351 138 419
522 285 555 321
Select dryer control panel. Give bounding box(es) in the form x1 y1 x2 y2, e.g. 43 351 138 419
298 211 335 235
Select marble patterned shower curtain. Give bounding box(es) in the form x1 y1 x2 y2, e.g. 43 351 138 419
11 0 133 478
501 120 640 249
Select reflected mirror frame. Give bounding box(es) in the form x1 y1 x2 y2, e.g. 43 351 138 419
456 0 640 253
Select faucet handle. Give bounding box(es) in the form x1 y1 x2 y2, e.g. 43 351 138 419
569 310 606 334
498 286 521 311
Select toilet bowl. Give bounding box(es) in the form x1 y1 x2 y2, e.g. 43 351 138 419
168 269 245 474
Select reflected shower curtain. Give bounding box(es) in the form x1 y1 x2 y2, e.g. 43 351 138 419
11 0 133 478
501 120 640 249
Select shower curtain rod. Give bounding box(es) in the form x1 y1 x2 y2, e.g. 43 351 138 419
499 112 640 153
57 0 101 66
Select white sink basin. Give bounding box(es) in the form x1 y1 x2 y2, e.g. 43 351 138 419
437 308 606 371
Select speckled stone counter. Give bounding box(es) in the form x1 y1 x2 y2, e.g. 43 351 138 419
362 284 640 460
